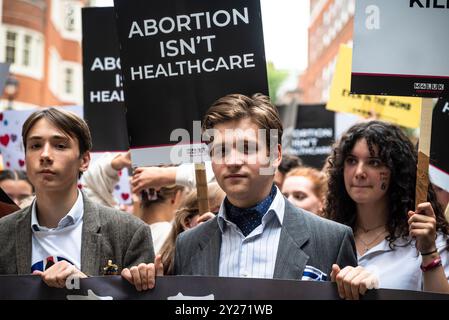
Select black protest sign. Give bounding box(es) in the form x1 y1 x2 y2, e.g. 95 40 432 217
114 0 268 166
287 104 334 169
430 99 449 192
82 7 129 152
1 275 448 300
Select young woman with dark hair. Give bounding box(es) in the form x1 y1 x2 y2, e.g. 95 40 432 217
325 120 449 295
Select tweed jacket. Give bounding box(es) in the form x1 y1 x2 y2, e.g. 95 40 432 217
0 192 154 275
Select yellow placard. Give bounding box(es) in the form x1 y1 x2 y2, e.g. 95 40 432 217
326 45 421 128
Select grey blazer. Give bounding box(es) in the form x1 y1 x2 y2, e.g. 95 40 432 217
0 192 154 275
174 199 357 279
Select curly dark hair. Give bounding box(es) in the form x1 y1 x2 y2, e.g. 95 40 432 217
324 120 449 248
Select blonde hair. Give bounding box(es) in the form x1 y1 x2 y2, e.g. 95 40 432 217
140 184 185 208
159 182 225 275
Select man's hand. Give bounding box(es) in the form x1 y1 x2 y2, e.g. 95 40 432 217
331 264 378 300
131 167 177 194
121 255 164 291
32 261 87 288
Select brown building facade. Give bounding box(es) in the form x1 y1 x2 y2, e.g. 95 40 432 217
0 0 86 110
300 0 355 103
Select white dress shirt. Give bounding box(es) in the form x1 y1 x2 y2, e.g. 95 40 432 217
217 187 285 279
358 233 449 291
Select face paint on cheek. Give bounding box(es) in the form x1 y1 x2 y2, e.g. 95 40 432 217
379 171 389 190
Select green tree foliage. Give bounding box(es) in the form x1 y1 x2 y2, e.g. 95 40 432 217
267 61 289 103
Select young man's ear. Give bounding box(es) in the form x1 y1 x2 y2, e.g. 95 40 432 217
260 144 282 176
273 144 282 168
269 144 282 169
79 151 91 173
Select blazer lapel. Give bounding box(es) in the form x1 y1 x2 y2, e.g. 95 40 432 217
273 200 310 279
16 208 32 274
191 221 221 276
80 194 102 276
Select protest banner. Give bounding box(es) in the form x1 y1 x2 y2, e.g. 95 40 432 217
113 0 268 167
82 7 129 152
430 98 449 193
0 275 448 300
351 0 449 206
327 45 421 128
351 0 449 98
284 104 334 169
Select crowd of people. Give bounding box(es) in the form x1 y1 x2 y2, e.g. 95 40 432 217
0 93 448 299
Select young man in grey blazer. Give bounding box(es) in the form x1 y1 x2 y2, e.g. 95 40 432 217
0 108 154 288
124 94 377 298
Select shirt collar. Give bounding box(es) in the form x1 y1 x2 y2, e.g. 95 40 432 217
31 191 84 232
224 184 277 216
218 185 285 233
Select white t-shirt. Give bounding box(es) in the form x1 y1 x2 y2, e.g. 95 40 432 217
150 221 173 255
358 233 449 291
31 192 84 273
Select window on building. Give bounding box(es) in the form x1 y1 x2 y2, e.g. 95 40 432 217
23 35 32 66
64 3 76 31
3 26 44 79
6 31 17 63
64 67 74 94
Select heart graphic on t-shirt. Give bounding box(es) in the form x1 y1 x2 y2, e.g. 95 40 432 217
18 159 25 167
0 134 10 146
121 193 130 201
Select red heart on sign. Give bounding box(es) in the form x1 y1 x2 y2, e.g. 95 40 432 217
121 193 130 201
18 159 25 167
0 134 9 147
6 161 10 167
77 183 83 189
0 113 3 121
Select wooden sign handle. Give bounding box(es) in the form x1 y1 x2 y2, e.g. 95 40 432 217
415 98 434 209
195 162 210 215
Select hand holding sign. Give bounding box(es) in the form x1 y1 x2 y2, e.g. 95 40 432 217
408 202 437 255
33 261 87 289
331 264 379 300
121 255 164 291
